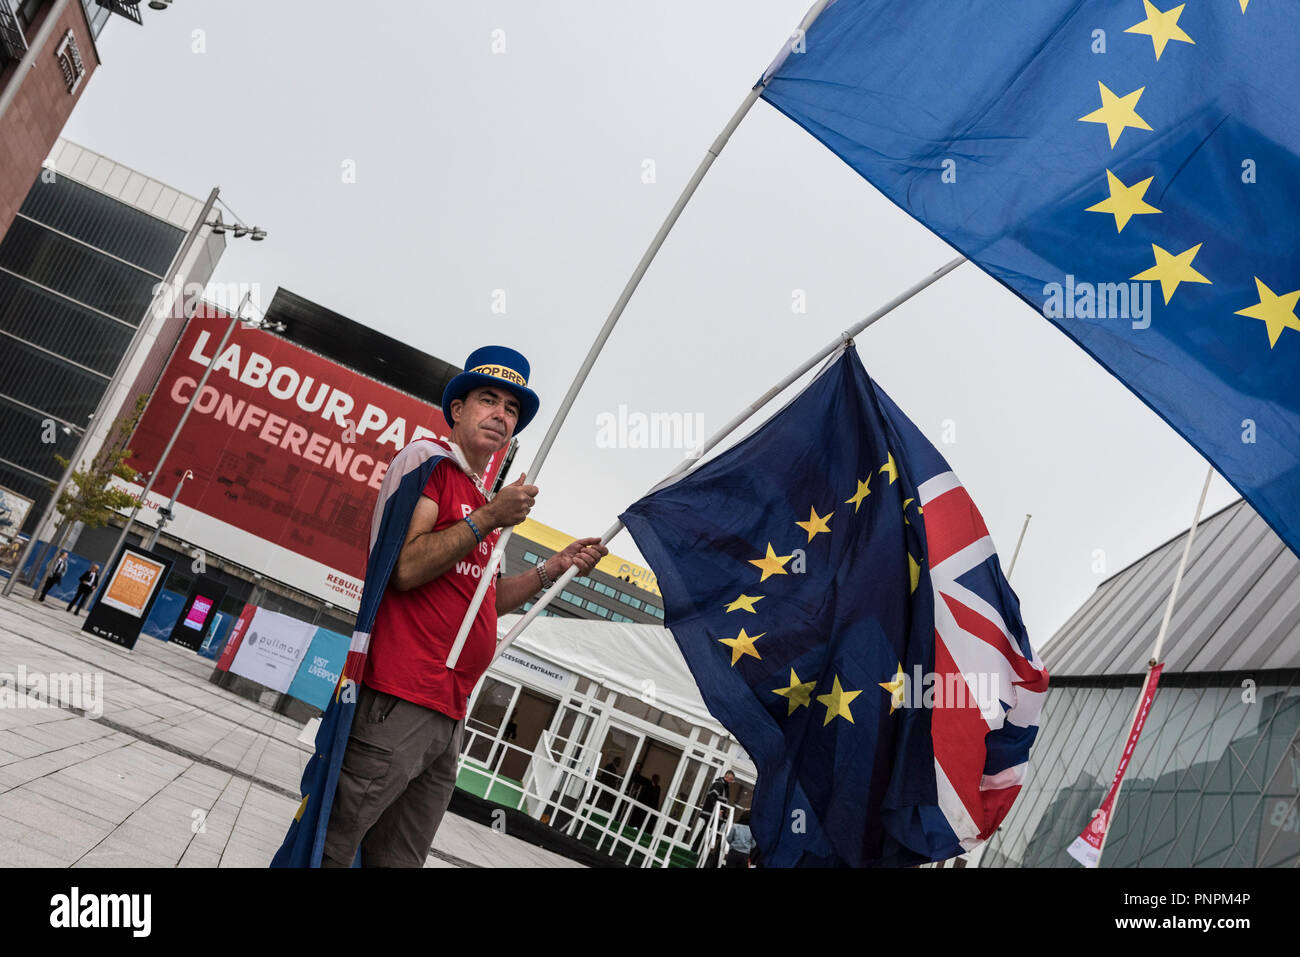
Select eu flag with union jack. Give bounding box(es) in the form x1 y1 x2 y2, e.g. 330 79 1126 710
763 0 1300 558
620 347 1048 866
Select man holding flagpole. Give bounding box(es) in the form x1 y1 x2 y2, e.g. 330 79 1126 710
293 345 606 868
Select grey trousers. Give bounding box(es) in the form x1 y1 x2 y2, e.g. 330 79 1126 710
321 685 464 868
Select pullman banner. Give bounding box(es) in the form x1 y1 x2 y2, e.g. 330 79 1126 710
1067 663 1165 867
83 546 174 650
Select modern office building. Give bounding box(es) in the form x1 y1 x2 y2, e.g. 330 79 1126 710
511 517 666 626
0 137 224 536
0 1 111 242
980 498 1300 868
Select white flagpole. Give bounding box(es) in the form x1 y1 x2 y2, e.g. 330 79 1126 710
445 0 839 669
1093 465 1214 866
491 255 967 665
1006 514 1032 578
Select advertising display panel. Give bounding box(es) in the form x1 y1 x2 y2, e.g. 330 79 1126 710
0 487 33 544
83 546 174 650
167 575 230 650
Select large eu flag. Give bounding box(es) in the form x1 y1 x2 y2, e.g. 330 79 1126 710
763 0 1300 557
620 347 1048 866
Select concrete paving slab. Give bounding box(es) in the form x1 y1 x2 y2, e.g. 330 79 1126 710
0 590 587 869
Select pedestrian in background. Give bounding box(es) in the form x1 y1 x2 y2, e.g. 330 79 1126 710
67 563 100 615
37 550 68 602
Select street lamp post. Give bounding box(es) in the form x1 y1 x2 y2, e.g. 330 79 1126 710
144 469 193 551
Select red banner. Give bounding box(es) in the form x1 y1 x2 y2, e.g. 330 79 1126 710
215 601 258 672
128 308 503 581
1067 663 1164 867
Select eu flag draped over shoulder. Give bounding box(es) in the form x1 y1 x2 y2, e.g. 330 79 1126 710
271 440 451 867
620 347 1048 866
762 0 1300 558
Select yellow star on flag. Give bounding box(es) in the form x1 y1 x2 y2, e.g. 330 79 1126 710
902 497 923 526
879 663 906 715
817 675 862 726
1086 169 1161 233
879 453 898 485
908 553 921 594
845 476 872 512
724 593 764 614
1131 243 1211 304
749 543 793 582
1078 82 1153 148
1125 1 1194 60
772 668 817 716
1235 278 1300 348
1239 0 1250 12
719 628 764 665
795 506 832 543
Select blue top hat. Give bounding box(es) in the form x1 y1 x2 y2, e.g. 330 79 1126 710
441 345 540 434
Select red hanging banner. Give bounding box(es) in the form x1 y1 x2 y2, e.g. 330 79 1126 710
1067 663 1165 868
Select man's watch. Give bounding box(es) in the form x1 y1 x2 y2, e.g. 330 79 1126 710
536 558 554 592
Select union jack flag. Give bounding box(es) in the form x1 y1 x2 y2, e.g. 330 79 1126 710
918 468 1050 850
622 345 1048 865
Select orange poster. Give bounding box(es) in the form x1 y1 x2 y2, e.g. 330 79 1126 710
100 553 166 617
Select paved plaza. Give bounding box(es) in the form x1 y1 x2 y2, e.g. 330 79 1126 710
0 587 582 869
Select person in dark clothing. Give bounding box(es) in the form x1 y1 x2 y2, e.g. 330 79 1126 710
641 774 663 828
37 551 68 602
694 769 736 852
66 563 100 615
627 762 652 828
703 770 735 817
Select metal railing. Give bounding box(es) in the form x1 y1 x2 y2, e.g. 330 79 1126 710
454 726 716 868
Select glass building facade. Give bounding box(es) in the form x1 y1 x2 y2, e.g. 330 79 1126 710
0 149 218 535
980 500 1300 868
981 673 1300 868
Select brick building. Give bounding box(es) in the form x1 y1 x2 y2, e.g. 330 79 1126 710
0 0 109 243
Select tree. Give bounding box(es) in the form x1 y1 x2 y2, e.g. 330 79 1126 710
27 395 149 581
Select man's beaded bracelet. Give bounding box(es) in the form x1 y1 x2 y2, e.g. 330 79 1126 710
463 515 484 544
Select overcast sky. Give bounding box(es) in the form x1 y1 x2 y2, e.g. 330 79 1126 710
63 0 1241 653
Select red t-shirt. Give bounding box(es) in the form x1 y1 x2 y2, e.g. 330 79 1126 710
363 458 502 720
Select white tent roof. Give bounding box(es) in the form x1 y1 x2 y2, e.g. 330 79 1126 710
496 615 731 738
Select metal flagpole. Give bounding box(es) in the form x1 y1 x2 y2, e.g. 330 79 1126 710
3 187 220 599
490 255 968 666
1093 465 1214 866
444 0 839 669
1006 514 1032 578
